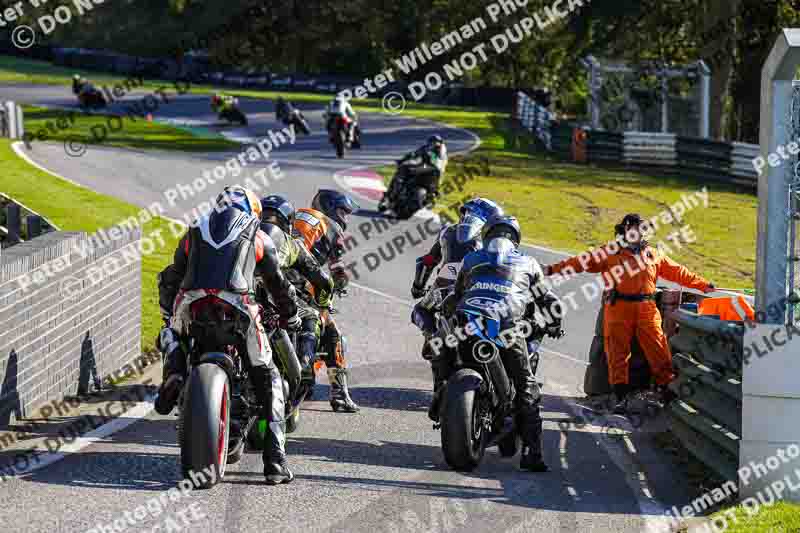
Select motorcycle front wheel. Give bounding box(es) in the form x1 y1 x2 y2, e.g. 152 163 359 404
441 378 487 471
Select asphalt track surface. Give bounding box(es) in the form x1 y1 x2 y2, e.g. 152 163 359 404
0 84 693 533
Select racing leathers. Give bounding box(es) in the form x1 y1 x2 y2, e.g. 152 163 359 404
259 220 335 373
324 97 359 143
292 207 358 412
448 237 560 471
211 94 237 115
411 220 483 419
387 142 448 203
276 99 294 123
157 207 298 479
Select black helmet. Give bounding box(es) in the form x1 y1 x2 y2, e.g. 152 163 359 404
311 189 360 230
261 195 295 233
481 215 521 246
428 135 444 146
615 213 644 237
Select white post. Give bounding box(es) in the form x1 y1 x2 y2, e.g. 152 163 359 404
756 29 800 324
5 101 24 140
742 28 800 501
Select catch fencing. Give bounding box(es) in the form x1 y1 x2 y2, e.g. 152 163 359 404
666 310 743 482
515 91 760 188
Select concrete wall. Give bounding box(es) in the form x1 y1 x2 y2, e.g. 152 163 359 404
0 227 142 425
740 323 800 500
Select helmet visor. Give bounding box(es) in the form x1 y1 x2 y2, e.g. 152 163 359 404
460 203 494 224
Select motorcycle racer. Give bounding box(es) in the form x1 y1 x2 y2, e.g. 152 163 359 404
259 194 335 377
446 215 560 472
410 198 503 420
292 189 360 412
383 135 448 208
155 186 299 484
324 94 360 145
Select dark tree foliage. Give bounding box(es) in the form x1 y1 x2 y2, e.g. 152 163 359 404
14 0 800 141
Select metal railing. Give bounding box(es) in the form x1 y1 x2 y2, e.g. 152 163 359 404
667 310 744 482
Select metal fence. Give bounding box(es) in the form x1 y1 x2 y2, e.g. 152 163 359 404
515 92 555 150
666 310 744 482
0 193 55 248
517 91 759 187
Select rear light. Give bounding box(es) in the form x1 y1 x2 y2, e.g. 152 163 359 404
338 116 350 125
190 296 237 322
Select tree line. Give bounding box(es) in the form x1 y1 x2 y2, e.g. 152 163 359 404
12 0 800 142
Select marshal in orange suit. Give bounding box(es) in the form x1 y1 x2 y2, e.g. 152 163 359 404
544 214 715 402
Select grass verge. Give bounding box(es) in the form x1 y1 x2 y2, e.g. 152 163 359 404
22 105 238 152
1 139 177 352
375 116 757 289
708 501 800 532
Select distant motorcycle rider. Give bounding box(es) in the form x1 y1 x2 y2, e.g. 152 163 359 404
324 94 360 145
446 215 562 472
275 97 295 123
155 186 299 484
259 194 335 377
71 74 86 95
211 93 237 114
410 198 503 420
384 135 448 206
292 189 361 412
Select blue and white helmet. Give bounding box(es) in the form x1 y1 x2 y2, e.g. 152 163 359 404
459 198 503 227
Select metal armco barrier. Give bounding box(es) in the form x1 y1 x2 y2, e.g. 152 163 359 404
667 310 744 482
516 91 760 187
586 129 623 163
516 91 554 150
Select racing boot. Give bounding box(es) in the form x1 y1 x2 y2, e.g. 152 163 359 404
264 433 294 485
518 405 549 472
328 368 359 413
427 380 445 422
520 446 549 472
251 365 294 485
154 327 187 416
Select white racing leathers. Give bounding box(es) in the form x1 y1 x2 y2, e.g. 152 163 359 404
159 209 298 460
171 290 286 451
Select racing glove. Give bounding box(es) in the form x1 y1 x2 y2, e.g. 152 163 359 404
546 325 565 339
281 314 302 331
411 284 426 299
